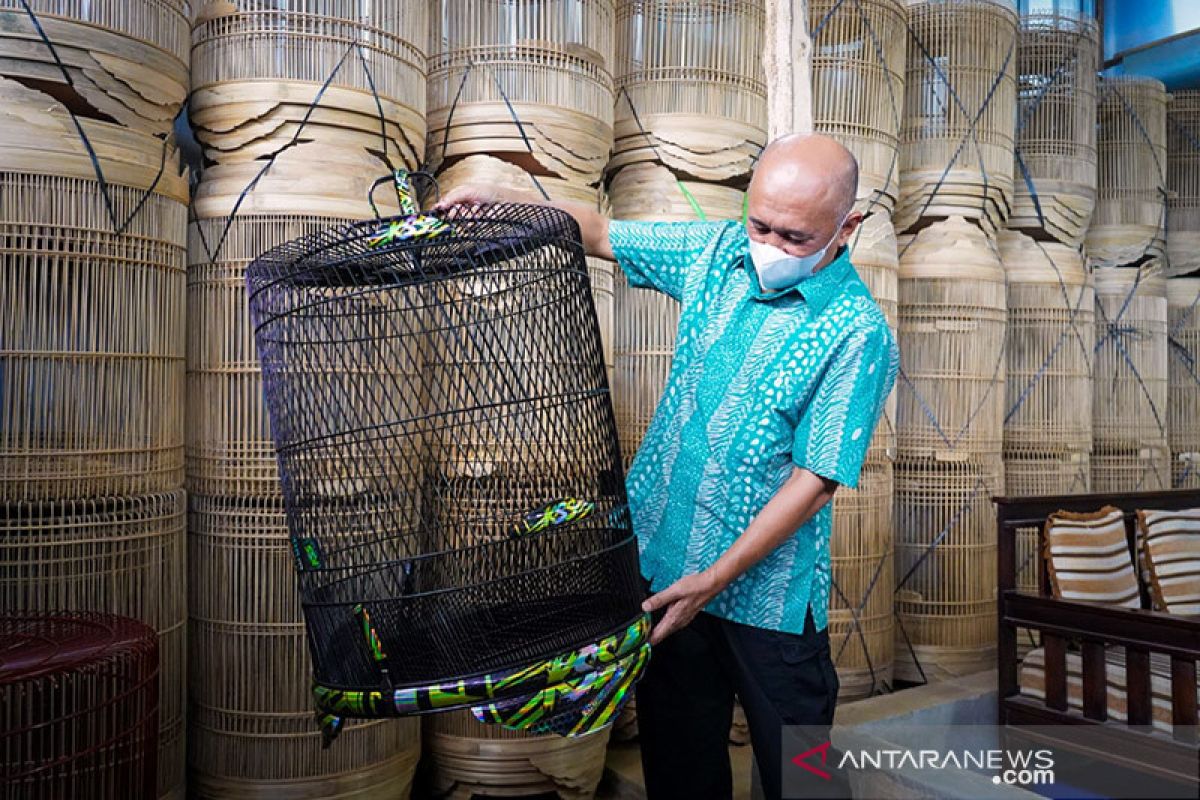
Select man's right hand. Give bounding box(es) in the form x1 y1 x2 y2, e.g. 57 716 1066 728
432 184 540 214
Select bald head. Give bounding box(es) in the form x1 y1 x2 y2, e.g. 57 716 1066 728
745 134 862 269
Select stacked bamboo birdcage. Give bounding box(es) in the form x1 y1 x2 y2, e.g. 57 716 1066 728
1168 278 1200 488
185 2 423 795
1086 76 1169 269
1168 91 1200 277
0 2 190 790
896 0 1018 236
893 217 1007 683
1010 11 1099 246
1091 265 1170 492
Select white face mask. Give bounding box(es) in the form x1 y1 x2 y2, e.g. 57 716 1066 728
747 215 848 291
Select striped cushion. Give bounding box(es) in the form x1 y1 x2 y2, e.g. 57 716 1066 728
1043 507 1139 607
1138 508 1200 615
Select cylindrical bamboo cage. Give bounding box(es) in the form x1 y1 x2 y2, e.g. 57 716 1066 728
426 0 615 185
1168 277 1200 489
1 612 160 800
0 492 188 796
610 0 766 183
896 0 1019 236
0 77 188 502
190 0 426 169
1092 265 1170 492
434 154 616 384
810 0 907 214
1010 12 1100 246
1086 76 1169 269
0 0 189 136
609 164 745 467
187 494 421 798
1167 91 1200 278
424 712 611 800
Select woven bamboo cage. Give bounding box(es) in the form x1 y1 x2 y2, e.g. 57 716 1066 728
609 164 744 467
0 0 189 136
424 712 611 800
896 0 1018 236
611 0 766 183
190 0 425 169
1168 277 1200 489
1010 12 1099 247
896 217 1008 459
998 230 1094 456
1 613 159 800
187 494 420 798
0 491 187 796
0 77 188 502
435 154 616 384
426 0 614 184
1086 76 1169 269
810 0 907 214
829 460 894 699
187 145 400 497
1168 91 1200 278
893 453 1003 683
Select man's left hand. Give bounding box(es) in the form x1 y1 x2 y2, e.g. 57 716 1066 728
642 571 725 645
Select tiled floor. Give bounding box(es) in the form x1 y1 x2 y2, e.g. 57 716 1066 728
598 738 757 800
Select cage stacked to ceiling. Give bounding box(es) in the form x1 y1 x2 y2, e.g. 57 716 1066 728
1086 76 1170 492
0 2 190 795
185 1 422 796
892 0 1017 683
1167 91 1200 489
809 0 907 699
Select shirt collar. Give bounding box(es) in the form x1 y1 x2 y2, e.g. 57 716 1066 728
740 244 854 313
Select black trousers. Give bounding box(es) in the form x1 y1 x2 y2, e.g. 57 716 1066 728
636 609 840 800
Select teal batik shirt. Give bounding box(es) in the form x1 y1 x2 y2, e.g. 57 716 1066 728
609 219 898 635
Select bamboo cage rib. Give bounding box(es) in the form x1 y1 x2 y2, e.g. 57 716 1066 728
0 492 188 796
810 0 907 214
426 0 615 184
1086 76 1168 269
611 0 766 182
897 0 1018 236
0 0 189 135
1010 12 1099 246
1168 91 1200 278
1168 278 1200 489
1091 265 1170 492
190 0 426 169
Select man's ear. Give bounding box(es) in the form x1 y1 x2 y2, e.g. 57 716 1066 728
838 211 864 246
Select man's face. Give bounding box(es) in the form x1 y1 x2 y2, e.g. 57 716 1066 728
744 169 861 270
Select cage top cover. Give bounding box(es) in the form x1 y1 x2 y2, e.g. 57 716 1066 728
247 200 649 742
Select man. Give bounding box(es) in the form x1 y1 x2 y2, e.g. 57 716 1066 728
436 133 898 799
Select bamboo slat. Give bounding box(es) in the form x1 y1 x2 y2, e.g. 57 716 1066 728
0 492 188 797
187 494 421 797
893 453 1002 683
1092 265 1170 492
897 217 1008 459
425 712 611 800
1168 277 1200 488
998 230 1094 456
426 0 614 184
896 0 1018 236
830 460 894 700
810 0 907 214
190 0 425 168
1009 12 1099 247
611 0 766 183
1168 91 1200 278
1 79 187 502
1086 76 1168 269
0 1 189 135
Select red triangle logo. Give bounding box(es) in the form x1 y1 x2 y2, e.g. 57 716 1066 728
791 740 832 781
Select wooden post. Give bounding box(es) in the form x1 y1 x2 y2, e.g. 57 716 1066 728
764 0 813 140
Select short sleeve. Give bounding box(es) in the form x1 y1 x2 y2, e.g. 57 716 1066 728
793 321 898 489
608 220 730 302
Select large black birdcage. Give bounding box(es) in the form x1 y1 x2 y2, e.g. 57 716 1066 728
247 203 648 739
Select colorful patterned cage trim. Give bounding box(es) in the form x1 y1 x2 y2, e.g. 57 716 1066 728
314 613 651 743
